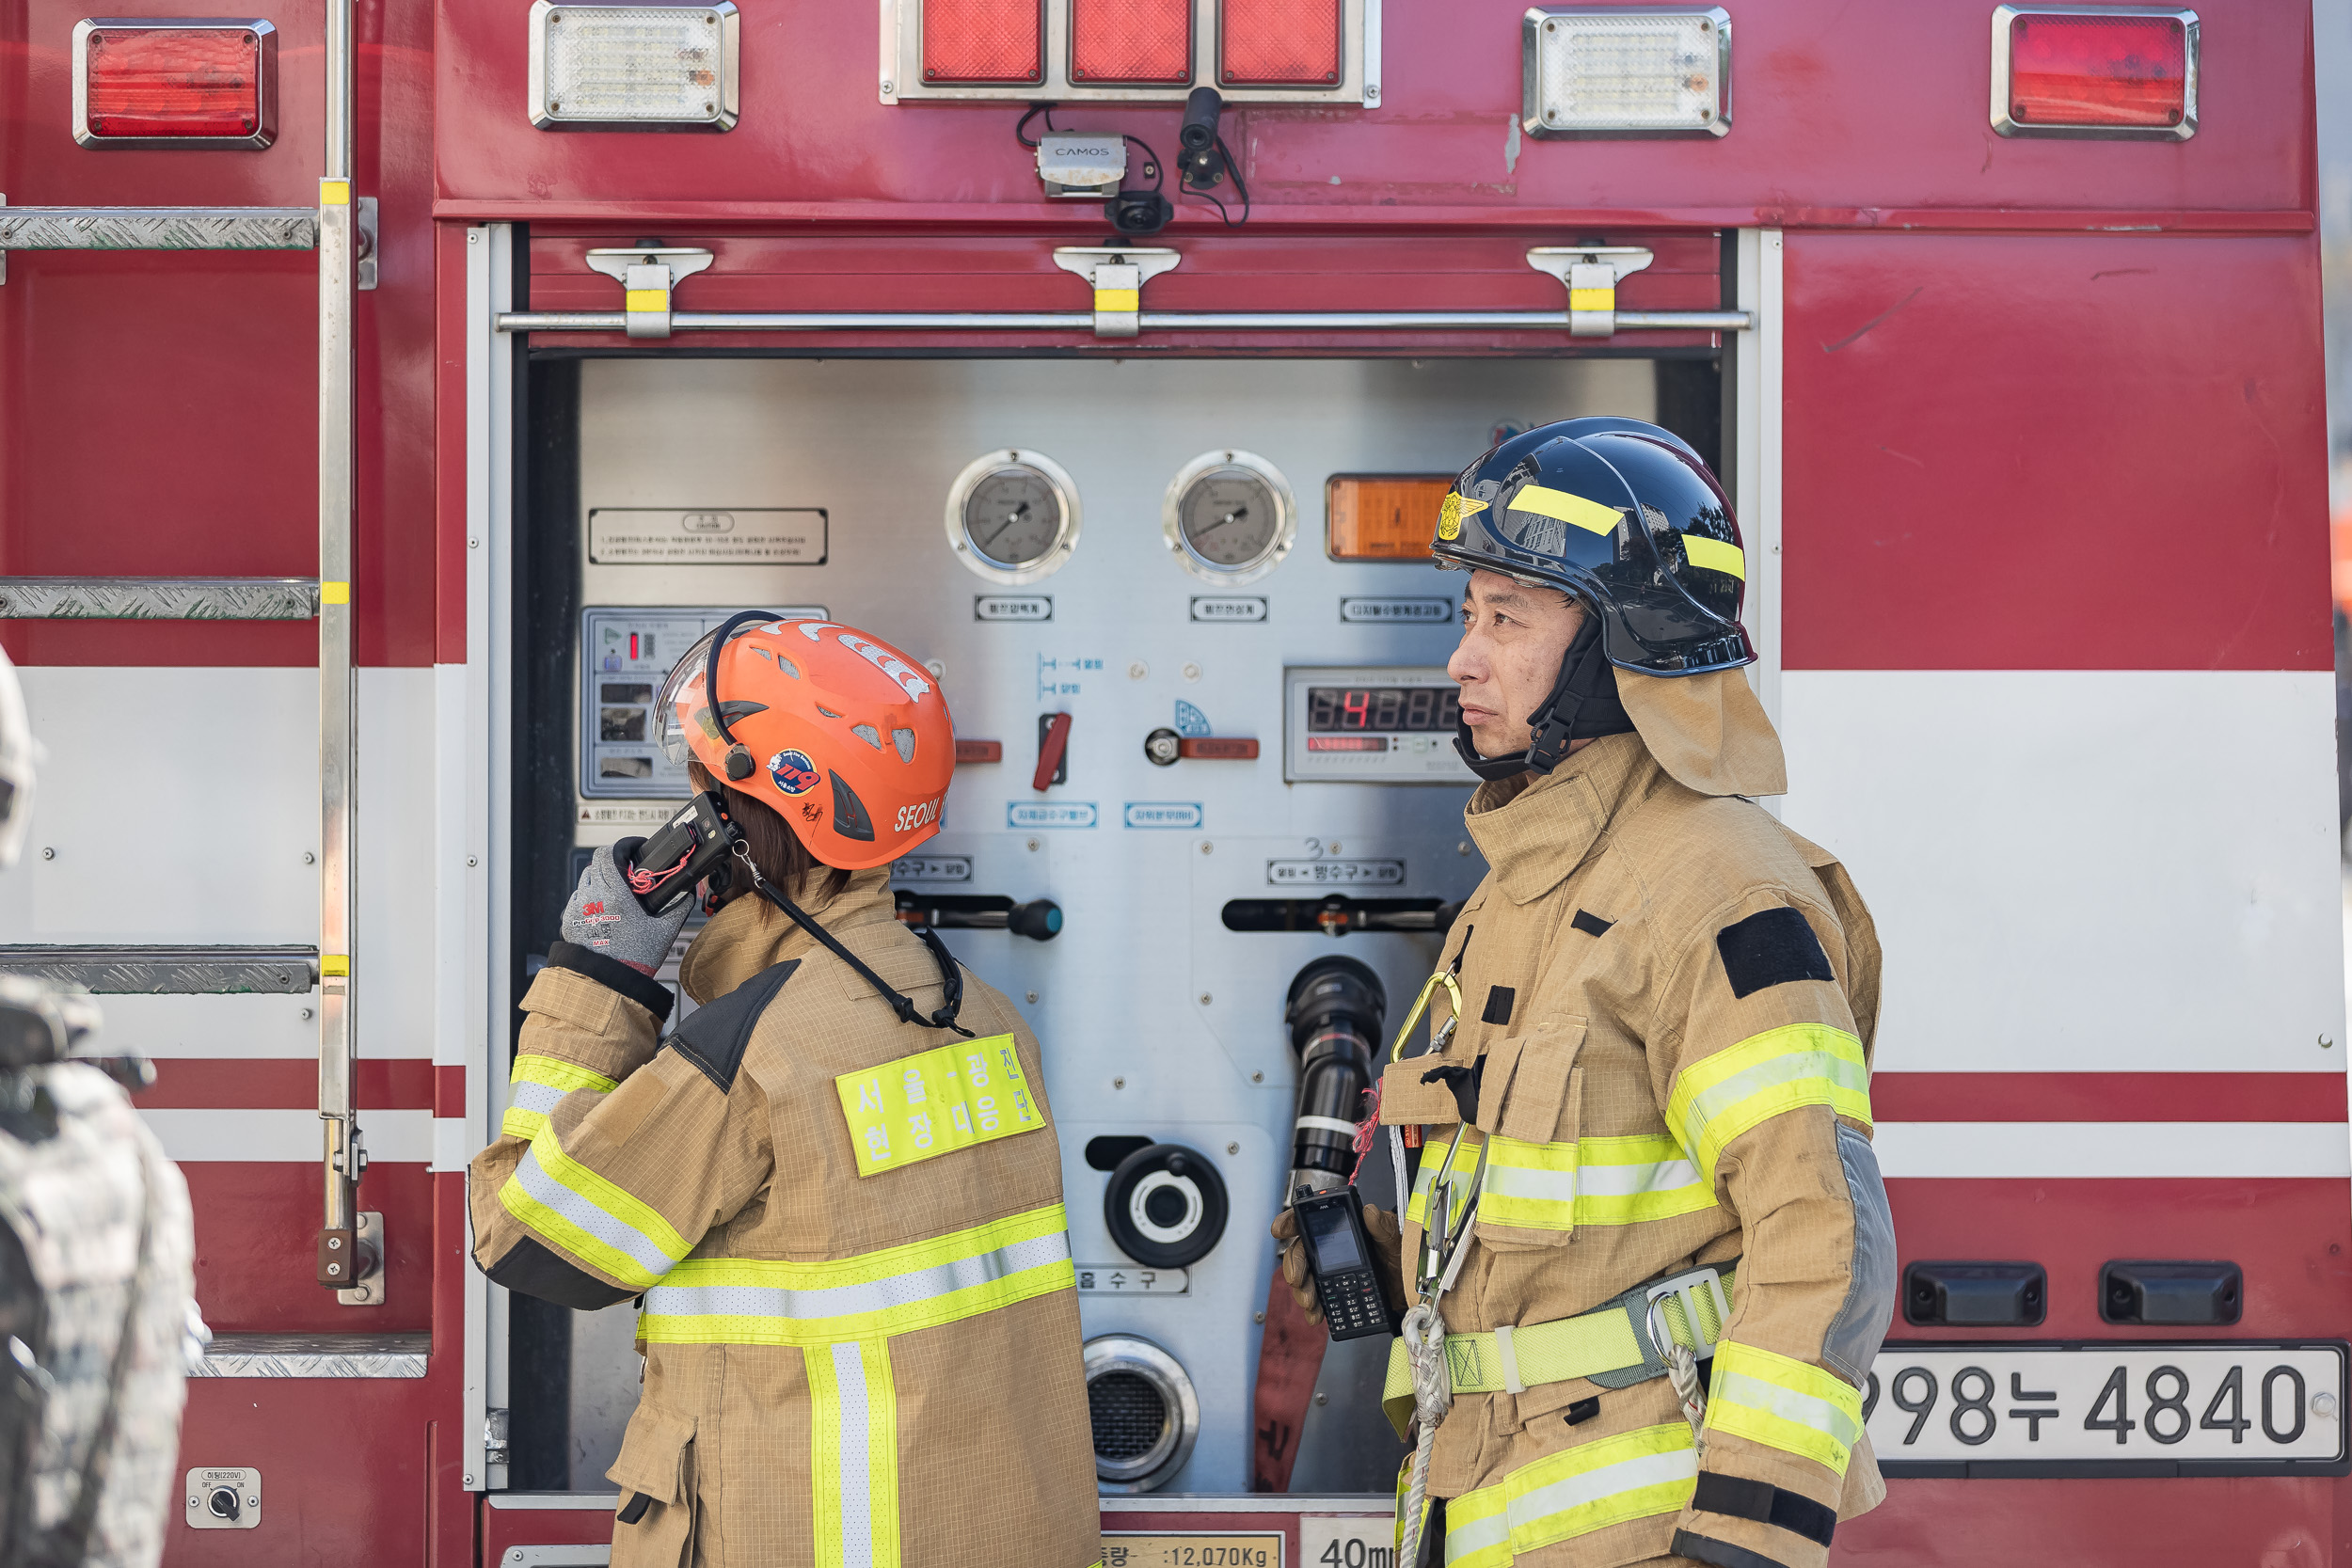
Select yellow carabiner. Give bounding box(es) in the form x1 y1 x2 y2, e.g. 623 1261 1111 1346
1386 969 1464 1066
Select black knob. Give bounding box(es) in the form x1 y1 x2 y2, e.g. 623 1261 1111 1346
1008 898 1063 942
208 1488 240 1522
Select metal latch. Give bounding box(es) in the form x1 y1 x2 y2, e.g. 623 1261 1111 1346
585 245 715 339
1645 1265 1732 1359
1051 245 1179 339
484 1408 512 1468
1528 246 1655 338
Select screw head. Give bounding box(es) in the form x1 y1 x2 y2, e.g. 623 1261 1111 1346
1025 990 1038 1003
1226 1142 1239 1155
881 80 894 94
39 847 52 861
1199 841 1214 856
1113 1076 1125 1089
1127 661 1148 680
1200 992 1213 1006
1251 1070 1263 1083
1026 837 1041 852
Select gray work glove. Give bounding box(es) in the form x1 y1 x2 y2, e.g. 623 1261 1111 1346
561 840 692 975
1271 1203 1406 1325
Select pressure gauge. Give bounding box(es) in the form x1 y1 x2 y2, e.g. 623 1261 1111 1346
1164 451 1295 585
945 449 1082 585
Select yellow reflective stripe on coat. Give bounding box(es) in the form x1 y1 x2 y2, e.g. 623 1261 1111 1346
807 1337 901 1568
499 1053 617 1141
1706 1341 1866 1477
1410 1132 1716 1232
640 1201 1074 1345
497 1120 691 1291
1444 1422 1697 1563
835 1033 1044 1177
1664 1022 1871 1187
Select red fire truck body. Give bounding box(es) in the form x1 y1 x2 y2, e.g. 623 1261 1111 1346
1 0 2344 1562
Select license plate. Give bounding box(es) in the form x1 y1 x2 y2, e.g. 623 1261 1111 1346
1104 1534 1282 1568
1867 1342 2348 1476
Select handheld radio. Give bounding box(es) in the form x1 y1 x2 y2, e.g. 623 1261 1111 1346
1291 1186 1400 1341
625 792 739 915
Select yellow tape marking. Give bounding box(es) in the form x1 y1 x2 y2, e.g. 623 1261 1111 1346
321 956 350 976
320 180 350 207
320 580 350 605
1567 287 1614 312
1680 534 1744 579
1094 288 1141 312
623 289 669 314
1510 484 1622 536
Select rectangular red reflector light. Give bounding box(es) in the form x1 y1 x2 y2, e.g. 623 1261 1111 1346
1220 0 1341 87
1996 7 2193 136
76 21 274 145
1072 0 1190 84
921 0 1044 83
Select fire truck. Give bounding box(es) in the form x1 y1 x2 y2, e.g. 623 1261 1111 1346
0 0 2344 1561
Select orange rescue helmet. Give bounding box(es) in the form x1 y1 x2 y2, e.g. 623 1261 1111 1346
656 613 953 872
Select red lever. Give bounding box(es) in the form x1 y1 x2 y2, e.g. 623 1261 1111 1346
1033 713 1073 792
1177 736 1259 760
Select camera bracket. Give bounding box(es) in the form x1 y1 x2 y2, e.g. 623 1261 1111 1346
1052 245 1181 339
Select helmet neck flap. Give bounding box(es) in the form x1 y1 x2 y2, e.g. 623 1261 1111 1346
1453 611 1636 783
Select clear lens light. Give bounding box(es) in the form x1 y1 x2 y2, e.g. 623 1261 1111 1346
539 6 732 124
1532 10 1724 134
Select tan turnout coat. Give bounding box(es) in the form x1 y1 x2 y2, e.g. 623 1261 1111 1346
469 872 1101 1568
1377 673 1896 1568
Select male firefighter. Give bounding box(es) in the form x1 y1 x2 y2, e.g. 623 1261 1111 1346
469 615 1100 1568
0 647 199 1568
1274 418 1896 1568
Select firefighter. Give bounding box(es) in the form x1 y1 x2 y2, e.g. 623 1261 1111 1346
0 647 200 1568
1272 419 1896 1568
469 615 1100 1568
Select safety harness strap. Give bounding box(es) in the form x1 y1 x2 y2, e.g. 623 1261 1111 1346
1380 1266 1738 1436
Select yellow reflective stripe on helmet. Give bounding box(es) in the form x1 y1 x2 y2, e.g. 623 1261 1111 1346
1680 533 1745 579
1448 1423 1697 1560
499 1053 618 1141
1508 484 1622 536
808 1337 901 1568
497 1121 691 1291
639 1202 1074 1345
1665 1023 1871 1187
1706 1341 1866 1477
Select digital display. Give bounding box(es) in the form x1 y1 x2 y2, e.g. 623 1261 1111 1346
1307 685 1459 734
1301 1202 1364 1272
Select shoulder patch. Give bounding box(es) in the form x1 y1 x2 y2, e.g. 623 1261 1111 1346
664 959 799 1093
1715 907 1834 1000
1570 910 1613 938
1481 986 1516 1025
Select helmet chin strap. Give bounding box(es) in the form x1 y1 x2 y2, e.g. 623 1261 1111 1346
1452 614 1635 783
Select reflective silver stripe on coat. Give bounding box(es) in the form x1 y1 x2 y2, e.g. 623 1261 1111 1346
643 1228 1073 1322
1576 1153 1701 1196
511 1143 680 1280
834 1341 874 1568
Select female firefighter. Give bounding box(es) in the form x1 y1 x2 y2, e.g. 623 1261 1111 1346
469 613 1102 1568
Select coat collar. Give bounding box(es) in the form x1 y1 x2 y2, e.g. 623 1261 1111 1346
678 866 897 1005
1462 732 1659 906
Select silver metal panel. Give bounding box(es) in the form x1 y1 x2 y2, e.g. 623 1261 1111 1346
192 1332 430 1379
0 946 317 993
72 18 278 149
0 207 314 248
569 356 1654 1490
0 577 318 620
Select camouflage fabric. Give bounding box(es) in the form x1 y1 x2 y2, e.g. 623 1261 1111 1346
0 1053 198 1568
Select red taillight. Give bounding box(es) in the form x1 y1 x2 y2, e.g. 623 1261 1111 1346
1219 0 1341 87
80 24 269 141
2003 9 2189 131
921 0 1043 84
1071 0 1190 84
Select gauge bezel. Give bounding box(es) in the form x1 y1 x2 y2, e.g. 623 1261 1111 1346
1161 449 1296 586
944 448 1083 586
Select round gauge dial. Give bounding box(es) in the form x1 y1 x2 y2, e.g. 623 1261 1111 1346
1163 450 1296 585
945 449 1082 585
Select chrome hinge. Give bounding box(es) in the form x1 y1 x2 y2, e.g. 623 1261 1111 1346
1051 245 1180 339
1528 245 1656 338
484 1408 511 1468
584 245 714 339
